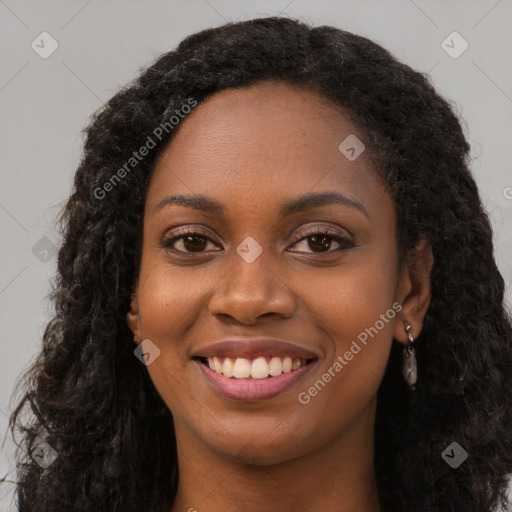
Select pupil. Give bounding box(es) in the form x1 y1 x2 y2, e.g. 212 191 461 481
309 235 330 252
184 235 207 252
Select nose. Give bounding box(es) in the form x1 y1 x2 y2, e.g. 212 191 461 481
208 245 296 325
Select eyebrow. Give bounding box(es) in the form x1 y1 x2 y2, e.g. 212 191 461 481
153 191 369 219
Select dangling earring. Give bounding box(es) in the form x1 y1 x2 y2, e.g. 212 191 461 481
403 323 417 389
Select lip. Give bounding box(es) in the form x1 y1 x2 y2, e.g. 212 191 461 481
191 337 319 360
195 358 318 401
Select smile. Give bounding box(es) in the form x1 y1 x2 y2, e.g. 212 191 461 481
204 355 311 379
195 356 318 401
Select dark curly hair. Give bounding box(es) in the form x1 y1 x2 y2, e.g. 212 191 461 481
3 16 512 512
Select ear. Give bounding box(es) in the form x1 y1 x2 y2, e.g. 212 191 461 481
126 290 141 346
393 237 434 345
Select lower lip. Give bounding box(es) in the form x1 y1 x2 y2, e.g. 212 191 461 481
195 359 317 401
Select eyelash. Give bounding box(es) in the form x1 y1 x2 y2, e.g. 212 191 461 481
161 226 355 256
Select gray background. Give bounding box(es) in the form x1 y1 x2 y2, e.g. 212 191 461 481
1 0 511 509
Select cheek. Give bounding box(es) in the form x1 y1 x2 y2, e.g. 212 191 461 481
135 260 205 406
320 251 398 347
137 254 213 341
294 244 398 421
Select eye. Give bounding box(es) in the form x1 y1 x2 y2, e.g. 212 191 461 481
161 225 355 256
288 226 355 255
161 227 221 254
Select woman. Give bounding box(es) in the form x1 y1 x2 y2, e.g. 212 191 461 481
5 16 512 512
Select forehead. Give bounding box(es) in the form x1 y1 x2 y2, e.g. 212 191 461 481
146 81 391 221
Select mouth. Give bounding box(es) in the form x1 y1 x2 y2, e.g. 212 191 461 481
196 355 316 379
193 356 319 401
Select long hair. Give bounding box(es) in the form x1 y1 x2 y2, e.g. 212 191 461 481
4 16 512 511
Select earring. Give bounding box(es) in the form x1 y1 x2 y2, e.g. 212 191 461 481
134 335 140 343
403 323 417 389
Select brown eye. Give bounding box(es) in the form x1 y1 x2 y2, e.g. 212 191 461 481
162 229 221 254
289 227 355 255
305 234 338 252
178 234 208 252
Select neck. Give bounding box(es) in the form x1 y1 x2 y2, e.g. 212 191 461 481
169 398 381 512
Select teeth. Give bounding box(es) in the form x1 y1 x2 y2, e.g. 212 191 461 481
268 356 282 376
232 358 251 379
222 357 234 378
251 357 269 379
205 356 308 379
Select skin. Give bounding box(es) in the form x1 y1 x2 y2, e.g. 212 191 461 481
127 81 433 512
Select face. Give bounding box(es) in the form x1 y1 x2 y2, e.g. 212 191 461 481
127 81 415 465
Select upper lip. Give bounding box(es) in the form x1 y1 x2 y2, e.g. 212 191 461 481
192 337 319 360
